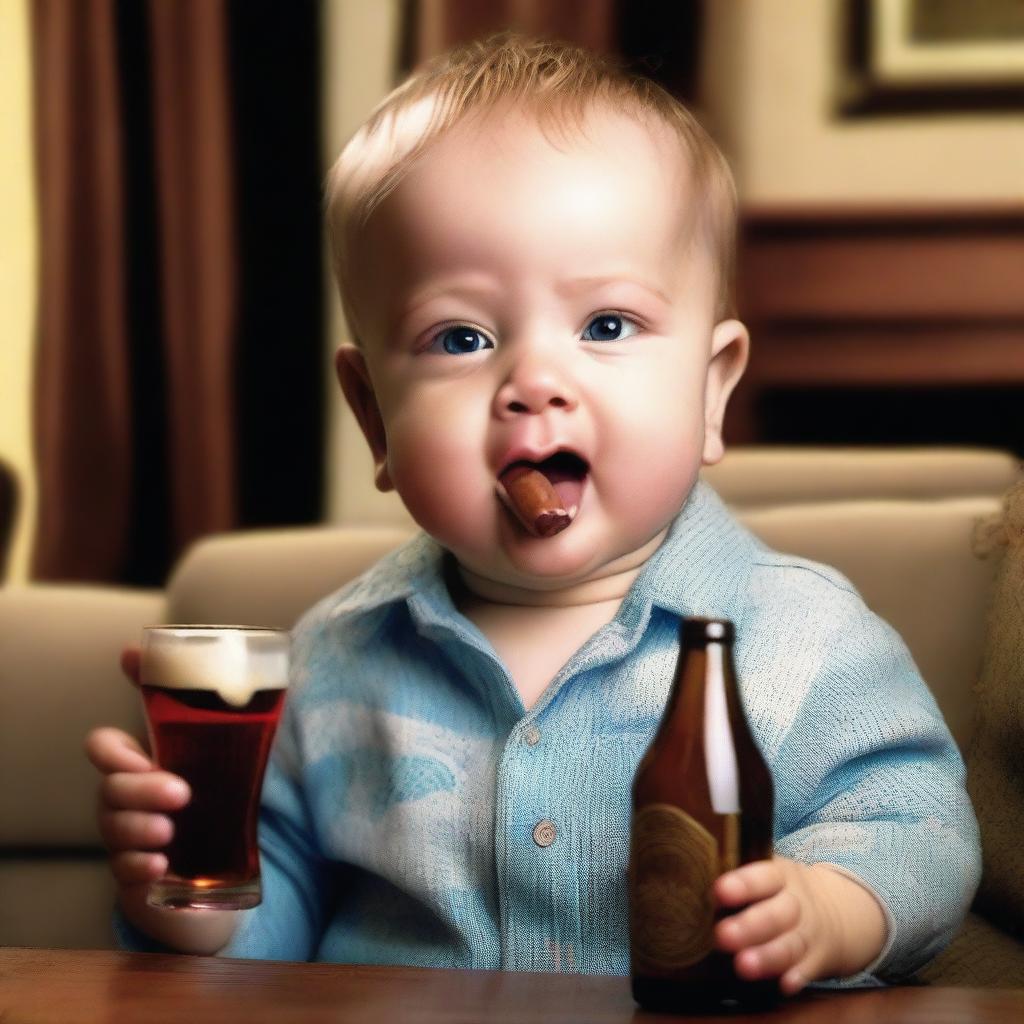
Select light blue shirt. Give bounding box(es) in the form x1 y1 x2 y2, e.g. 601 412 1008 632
142 482 983 980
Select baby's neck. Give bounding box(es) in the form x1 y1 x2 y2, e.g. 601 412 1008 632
450 534 666 710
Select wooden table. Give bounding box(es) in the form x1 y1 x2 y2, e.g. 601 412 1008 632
2 947 1023 1023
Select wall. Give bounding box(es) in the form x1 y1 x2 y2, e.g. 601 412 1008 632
321 0 412 527
0 0 38 582
701 0 1024 203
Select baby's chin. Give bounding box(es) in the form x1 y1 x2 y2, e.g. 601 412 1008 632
452 522 667 604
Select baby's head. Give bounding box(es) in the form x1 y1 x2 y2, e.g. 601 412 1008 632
328 33 739 334
325 34 749 596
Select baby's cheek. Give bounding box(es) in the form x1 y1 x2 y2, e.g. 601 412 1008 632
613 470 697 555
598 422 702 525
386 433 492 545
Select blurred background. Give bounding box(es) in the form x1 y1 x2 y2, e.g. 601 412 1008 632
1 0 1022 589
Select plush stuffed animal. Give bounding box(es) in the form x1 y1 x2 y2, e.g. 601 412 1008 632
970 477 1024 939
919 475 1024 987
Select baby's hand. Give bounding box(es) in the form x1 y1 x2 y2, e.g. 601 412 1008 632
84 647 241 955
84 647 191 897
713 856 886 996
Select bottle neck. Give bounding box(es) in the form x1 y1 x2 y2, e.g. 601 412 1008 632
702 641 740 814
655 638 741 815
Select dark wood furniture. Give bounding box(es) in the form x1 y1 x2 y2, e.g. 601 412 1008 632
2 948 1023 1023
730 205 1024 447
0 457 17 582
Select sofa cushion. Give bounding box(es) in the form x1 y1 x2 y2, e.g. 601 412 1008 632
0 859 117 949
0 585 162 847
704 447 1019 509
166 525 415 628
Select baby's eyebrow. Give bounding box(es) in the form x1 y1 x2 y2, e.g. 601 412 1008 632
555 275 670 305
393 278 499 335
407 277 500 308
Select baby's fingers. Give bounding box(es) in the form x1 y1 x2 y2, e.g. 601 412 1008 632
734 929 810 983
100 770 190 813
98 808 175 853
110 851 168 887
780 955 822 997
85 727 153 775
714 860 785 909
715 888 800 952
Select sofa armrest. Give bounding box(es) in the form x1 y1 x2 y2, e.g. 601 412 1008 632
167 525 414 628
0 585 165 848
705 446 1020 508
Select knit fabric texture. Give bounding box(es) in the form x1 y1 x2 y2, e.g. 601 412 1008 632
125 482 982 982
967 477 1024 937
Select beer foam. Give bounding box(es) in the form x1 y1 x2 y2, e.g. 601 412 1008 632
141 626 289 708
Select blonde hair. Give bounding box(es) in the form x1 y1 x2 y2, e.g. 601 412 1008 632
325 33 737 340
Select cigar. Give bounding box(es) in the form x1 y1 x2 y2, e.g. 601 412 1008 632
499 464 573 538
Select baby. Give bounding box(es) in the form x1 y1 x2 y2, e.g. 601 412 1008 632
88 34 980 992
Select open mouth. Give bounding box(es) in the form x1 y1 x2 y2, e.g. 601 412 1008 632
496 451 589 538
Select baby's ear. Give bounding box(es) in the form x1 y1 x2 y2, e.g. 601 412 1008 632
334 344 393 492
702 319 750 466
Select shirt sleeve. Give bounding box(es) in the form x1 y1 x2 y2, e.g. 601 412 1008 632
218 686 336 962
768 597 981 985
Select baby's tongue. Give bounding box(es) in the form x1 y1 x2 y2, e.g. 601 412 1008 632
499 461 580 538
543 462 584 519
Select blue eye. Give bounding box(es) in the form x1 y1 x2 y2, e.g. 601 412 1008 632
582 314 640 342
430 325 494 355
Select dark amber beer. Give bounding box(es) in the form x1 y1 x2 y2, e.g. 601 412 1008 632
140 626 289 910
629 618 775 1010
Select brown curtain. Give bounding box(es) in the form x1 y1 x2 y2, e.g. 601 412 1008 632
402 1 705 104
406 0 616 61
31 0 135 582
30 0 237 584
147 0 237 550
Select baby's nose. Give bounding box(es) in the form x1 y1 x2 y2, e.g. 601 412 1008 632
495 359 579 417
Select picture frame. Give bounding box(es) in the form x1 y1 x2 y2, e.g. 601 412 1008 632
840 0 1024 114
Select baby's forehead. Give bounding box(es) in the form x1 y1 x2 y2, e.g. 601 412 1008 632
432 109 696 242
438 100 692 177
330 71 736 334
408 103 700 232
350 107 718 336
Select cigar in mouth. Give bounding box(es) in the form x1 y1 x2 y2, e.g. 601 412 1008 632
498 463 574 538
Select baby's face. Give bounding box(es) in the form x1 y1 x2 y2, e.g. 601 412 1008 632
338 105 747 593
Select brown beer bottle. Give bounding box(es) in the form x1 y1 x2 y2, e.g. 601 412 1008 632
629 617 776 1010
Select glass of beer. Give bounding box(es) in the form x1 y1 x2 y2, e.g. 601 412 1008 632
139 625 289 910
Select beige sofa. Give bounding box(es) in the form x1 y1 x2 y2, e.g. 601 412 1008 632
1 446 1020 982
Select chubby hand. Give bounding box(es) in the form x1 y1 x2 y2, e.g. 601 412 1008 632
84 646 191 894
713 856 887 996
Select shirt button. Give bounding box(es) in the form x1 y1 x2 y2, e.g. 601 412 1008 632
524 726 541 747
533 820 557 848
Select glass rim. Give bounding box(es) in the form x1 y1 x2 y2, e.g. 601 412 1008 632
143 624 288 636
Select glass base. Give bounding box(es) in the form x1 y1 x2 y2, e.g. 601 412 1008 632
146 875 261 911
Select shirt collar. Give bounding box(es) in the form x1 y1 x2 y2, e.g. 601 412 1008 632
617 480 757 629
325 531 445 623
